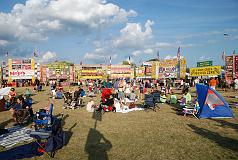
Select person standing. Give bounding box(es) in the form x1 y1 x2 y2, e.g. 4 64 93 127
209 77 218 90
234 77 238 92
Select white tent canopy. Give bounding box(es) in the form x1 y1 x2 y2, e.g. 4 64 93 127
0 87 11 96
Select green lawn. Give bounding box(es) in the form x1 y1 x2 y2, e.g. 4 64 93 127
0 87 238 160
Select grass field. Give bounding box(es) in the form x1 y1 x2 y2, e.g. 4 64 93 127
0 87 238 160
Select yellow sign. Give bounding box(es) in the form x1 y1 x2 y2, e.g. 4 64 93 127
151 62 158 79
31 58 35 70
190 66 221 77
137 67 145 77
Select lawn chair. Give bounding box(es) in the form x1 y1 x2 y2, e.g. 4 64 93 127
151 91 161 109
182 100 199 118
144 94 157 112
29 103 65 158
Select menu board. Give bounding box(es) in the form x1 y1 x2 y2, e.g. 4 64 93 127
225 56 233 78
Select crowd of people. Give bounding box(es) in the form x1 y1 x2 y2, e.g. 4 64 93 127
0 75 237 126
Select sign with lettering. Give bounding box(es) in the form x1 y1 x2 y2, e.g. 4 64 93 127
9 70 35 79
197 61 213 67
190 66 221 77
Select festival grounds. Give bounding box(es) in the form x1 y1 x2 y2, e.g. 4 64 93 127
0 87 238 160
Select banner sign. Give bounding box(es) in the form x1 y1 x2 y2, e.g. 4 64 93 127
190 66 221 77
225 56 234 80
158 58 186 78
197 61 213 67
142 62 152 66
235 55 238 76
9 70 35 79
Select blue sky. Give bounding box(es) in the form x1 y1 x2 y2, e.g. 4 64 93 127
0 0 238 67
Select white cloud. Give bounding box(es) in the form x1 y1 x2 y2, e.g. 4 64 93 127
132 50 142 57
0 40 8 46
84 48 117 63
143 48 154 54
113 20 154 48
199 55 211 61
40 51 57 63
0 0 136 43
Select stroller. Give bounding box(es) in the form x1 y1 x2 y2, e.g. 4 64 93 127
29 103 65 158
144 94 158 112
63 92 73 108
63 91 83 109
95 88 115 114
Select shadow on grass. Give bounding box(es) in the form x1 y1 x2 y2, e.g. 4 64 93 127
64 123 77 146
85 127 112 160
32 101 39 105
167 103 185 116
0 119 13 129
188 124 238 152
84 113 112 160
58 114 76 146
0 142 43 159
209 119 238 133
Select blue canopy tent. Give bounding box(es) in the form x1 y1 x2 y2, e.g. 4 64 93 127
196 84 233 119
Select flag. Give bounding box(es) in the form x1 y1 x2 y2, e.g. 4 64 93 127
5 52 8 57
33 48 38 57
233 50 236 55
128 56 131 64
33 51 37 57
222 51 225 61
109 56 112 65
80 61 82 65
177 46 181 60
157 51 160 60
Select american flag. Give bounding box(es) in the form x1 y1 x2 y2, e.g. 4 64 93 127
177 46 181 60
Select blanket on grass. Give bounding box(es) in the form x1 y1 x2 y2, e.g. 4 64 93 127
0 126 33 149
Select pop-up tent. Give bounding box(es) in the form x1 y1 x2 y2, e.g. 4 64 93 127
196 84 233 118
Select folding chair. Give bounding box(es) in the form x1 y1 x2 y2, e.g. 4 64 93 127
29 103 64 158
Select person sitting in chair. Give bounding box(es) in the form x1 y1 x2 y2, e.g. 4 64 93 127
73 86 84 106
128 90 137 101
10 96 32 125
179 86 192 108
8 88 16 104
160 90 167 103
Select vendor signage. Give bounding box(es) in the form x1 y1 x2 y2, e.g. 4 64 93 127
9 70 35 79
197 61 212 67
190 66 221 77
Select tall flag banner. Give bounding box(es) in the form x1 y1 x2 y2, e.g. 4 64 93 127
33 50 38 57
233 50 236 78
80 61 82 65
222 51 225 61
5 52 8 57
128 56 131 64
157 51 160 60
177 46 181 60
109 56 112 65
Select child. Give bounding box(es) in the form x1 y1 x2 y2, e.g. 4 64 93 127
160 90 167 103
